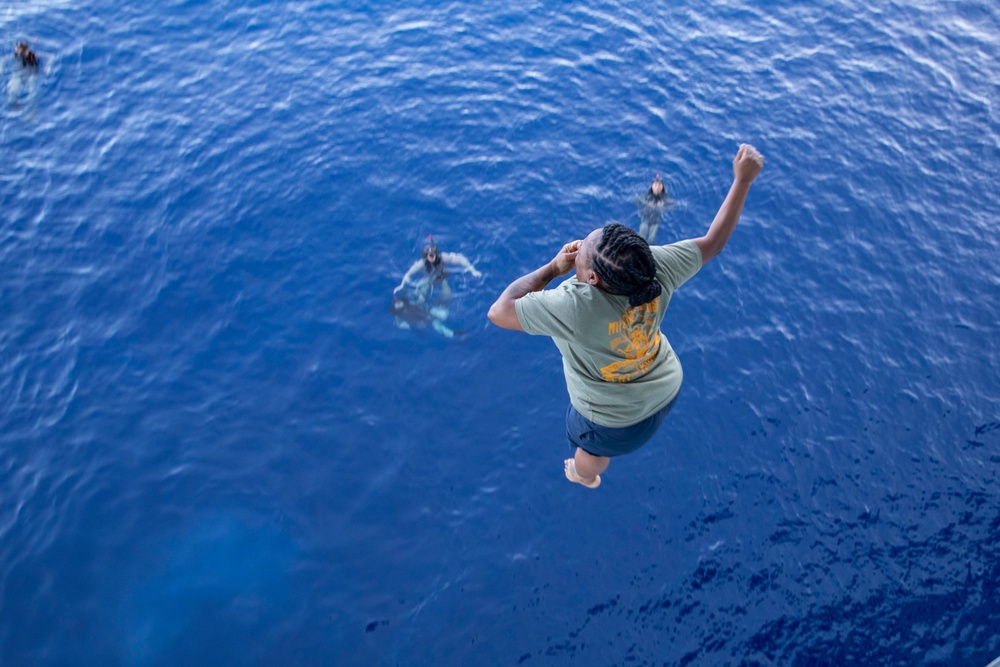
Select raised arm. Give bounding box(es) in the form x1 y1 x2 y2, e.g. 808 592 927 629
442 252 483 278
692 144 764 265
487 240 581 331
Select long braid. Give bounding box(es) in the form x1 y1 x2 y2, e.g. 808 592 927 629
591 223 662 307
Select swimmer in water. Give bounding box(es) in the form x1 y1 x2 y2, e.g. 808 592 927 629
637 174 675 244
390 292 457 338
8 41 41 106
14 41 38 69
392 237 481 338
393 237 482 306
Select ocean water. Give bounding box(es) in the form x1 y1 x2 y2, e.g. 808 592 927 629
1 0 998 665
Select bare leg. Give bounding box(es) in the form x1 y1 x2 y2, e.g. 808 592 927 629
640 208 663 243
564 447 610 488
646 220 659 244
575 448 610 479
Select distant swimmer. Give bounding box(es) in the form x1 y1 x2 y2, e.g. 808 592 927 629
14 41 38 69
393 236 482 306
390 292 457 338
489 145 764 489
8 40 41 107
637 174 675 244
392 236 482 338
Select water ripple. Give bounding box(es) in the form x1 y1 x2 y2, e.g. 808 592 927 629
1 0 998 664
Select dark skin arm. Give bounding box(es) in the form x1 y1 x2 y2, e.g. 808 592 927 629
692 144 765 264
490 145 764 328
487 240 582 331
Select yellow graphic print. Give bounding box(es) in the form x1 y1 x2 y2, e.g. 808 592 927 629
600 298 661 383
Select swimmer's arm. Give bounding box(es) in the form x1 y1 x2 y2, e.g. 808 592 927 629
394 259 425 293
487 240 580 331
442 252 482 278
692 144 764 265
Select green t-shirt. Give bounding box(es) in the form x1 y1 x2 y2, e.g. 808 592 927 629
515 240 702 428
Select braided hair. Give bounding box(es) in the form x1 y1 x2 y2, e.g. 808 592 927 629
590 223 662 307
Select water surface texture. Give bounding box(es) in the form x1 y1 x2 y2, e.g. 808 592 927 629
2 1 998 665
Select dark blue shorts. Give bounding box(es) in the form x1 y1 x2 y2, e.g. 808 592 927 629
566 392 679 458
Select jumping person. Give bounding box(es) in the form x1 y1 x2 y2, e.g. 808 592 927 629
488 144 764 488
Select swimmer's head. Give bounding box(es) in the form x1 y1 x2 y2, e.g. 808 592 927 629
650 175 664 196
421 241 440 264
14 41 37 66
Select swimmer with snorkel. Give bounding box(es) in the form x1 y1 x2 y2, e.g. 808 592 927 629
392 236 482 338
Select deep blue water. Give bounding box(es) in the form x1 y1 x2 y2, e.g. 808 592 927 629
1 0 998 665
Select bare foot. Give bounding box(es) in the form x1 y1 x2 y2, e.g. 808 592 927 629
564 458 601 489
